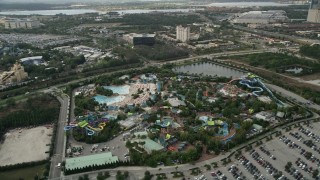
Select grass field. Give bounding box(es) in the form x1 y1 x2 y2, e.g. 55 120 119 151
0 164 46 180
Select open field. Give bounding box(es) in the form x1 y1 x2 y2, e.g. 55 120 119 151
0 126 52 166
0 164 46 180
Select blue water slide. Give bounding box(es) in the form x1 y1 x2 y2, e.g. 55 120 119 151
85 127 95 136
239 79 263 96
64 125 76 131
256 79 284 105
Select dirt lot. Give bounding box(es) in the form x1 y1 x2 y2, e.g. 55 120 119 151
0 126 52 166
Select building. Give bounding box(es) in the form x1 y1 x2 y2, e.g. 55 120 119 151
132 138 164 154
123 33 156 46
0 63 28 85
19 56 44 65
168 98 186 107
65 152 118 171
4 18 40 29
254 111 275 121
307 0 320 23
232 10 289 24
176 25 190 43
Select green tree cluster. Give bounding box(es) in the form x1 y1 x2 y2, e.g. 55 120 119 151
0 94 59 139
96 87 113 96
300 45 320 60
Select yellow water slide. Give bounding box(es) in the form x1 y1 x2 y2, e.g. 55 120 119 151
87 122 106 132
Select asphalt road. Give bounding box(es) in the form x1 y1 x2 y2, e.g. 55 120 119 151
233 25 320 45
48 93 69 180
266 83 320 111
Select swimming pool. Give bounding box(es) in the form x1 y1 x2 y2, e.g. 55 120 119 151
93 95 125 105
103 85 130 95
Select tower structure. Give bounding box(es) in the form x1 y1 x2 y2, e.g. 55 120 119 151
176 25 190 43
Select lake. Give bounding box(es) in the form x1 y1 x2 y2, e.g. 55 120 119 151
174 62 246 78
115 8 203 15
0 8 203 16
0 9 99 15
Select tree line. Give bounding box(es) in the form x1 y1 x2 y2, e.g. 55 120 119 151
0 94 60 140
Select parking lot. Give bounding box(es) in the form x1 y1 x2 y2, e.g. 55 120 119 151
68 131 129 161
195 122 320 180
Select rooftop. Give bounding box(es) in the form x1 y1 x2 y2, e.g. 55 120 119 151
133 138 164 153
65 152 118 170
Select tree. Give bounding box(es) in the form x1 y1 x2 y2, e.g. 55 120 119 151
6 98 16 107
124 171 129 178
313 169 319 178
143 171 152 180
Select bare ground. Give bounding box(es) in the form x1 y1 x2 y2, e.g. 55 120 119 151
0 126 53 166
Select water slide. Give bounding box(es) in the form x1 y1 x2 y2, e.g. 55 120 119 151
239 78 263 96
85 127 95 136
228 78 241 84
87 122 106 132
64 124 77 131
256 79 284 105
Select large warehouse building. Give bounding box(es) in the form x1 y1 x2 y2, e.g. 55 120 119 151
232 10 289 24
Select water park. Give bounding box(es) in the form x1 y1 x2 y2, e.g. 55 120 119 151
93 83 157 106
65 68 308 168
221 73 284 106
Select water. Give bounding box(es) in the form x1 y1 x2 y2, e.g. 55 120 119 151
206 2 293 7
174 62 246 78
103 85 130 95
285 68 303 74
0 9 99 15
0 8 202 16
93 95 125 105
115 8 203 15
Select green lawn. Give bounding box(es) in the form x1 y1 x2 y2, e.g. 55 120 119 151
0 95 27 107
0 164 46 180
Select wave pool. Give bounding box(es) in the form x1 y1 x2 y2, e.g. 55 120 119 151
103 85 130 95
93 95 125 105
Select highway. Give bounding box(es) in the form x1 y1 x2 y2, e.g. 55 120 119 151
34 49 270 93
266 83 320 111
233 25 320 45
48 93 69 180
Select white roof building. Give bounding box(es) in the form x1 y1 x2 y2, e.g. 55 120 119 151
232 10 289 24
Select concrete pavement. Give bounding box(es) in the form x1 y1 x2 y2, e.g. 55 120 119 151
48 93 69 180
